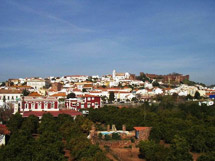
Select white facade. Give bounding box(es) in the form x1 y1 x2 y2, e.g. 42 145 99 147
112 70 130 81
27 79 47 90
144 82 153 89
22 96 59 112
153 88 163 95
0 135 6 146
0 90 22 106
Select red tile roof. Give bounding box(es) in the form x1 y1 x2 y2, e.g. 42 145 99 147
133 127 150 131
51 92 66 97
22 110 82 117
28 92 42 97
90 91 102 93
0 89 22 94
83 94 99 98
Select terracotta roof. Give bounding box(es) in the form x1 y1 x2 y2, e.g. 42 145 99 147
133 127 150 131
73 88 81 92
83 84 93 88
0 89 22 94
206 93 215 96
0 124 10 135
51 92 66 97
22 110 82 117
28 92 42 97
15 85 31 88
90 91 102 93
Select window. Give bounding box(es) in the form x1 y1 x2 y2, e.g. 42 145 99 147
81 103 84 109
72 103 76 106
88 97 91 101
92 97 94 100
51 102 54 108
12 96 14 100
87 102 91 108
38 102 41 109
45 102 48 109
32 103 35 109
95 102 99 108
8 96 10 100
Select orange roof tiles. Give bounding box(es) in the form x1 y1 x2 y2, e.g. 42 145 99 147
134 127 150 131
83 84 93 88
28 92 42 97
51 92 66 97
0 89 22 94
73 88 81 92
90 91 102 93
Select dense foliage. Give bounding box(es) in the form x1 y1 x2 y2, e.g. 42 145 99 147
0 113 109 161
88 96 215 160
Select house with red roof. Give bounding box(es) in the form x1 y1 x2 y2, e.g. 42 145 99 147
134 127 152 140
22 96 59 112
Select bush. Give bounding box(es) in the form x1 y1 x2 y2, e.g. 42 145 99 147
104 134 111 141
98 133 102 139
112 133 121 140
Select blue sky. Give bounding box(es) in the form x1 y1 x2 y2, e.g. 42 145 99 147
0 0 214 85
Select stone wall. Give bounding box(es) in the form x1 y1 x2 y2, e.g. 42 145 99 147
94 138 132 148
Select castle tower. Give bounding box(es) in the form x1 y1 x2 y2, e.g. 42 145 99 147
112 70 116 79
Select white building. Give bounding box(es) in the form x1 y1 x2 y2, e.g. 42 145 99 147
112 70 130 81
65 75 89 82
27 79 49 90
0 89 22 107
22 96 59 112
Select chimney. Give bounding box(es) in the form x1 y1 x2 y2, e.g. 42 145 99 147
122 124 126 131
107 124 110 132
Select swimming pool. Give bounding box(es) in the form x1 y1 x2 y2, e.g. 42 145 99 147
99 131 129 135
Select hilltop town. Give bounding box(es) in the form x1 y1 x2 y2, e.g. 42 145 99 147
0 70 214 112
0 70 215 161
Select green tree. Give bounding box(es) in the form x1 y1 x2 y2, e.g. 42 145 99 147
82 88 87 92
67 92 76 99
194 91 201 99
104 134 111 141
152 81 160 87
21 115 39 134
166 135 192 161
7 113 23 133
109 91 115 103
197 152 215 161
22 89 30 96
0 82 6 86
139 140 168 161
112 133 121 140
